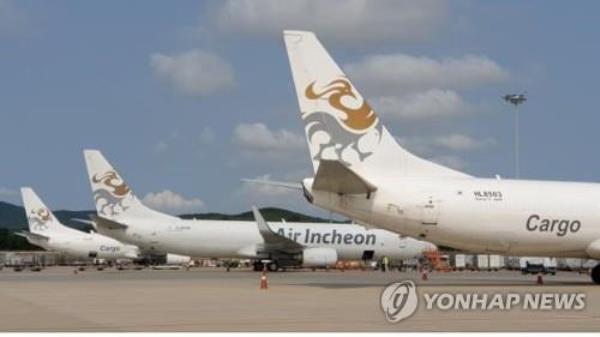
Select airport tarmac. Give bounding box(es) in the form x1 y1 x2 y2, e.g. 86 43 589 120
0 266 598 331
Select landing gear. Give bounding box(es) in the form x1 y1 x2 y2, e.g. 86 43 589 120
592 264 600 284
253 260 280 272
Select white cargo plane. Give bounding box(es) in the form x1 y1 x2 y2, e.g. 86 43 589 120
82 150 435 271
281 30 600 283
17 187 140 261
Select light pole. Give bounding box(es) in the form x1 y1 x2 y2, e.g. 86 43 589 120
503 93 527 179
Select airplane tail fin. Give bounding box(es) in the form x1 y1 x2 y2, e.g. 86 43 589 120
21 187 67 234
83 149 172 220
283 30 469 178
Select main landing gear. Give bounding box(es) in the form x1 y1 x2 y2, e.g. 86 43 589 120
592 264 600 284
253 261 279 272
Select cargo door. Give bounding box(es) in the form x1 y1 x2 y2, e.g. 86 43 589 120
421 196 439 225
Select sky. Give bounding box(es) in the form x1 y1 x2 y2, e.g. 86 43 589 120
1 0 600 216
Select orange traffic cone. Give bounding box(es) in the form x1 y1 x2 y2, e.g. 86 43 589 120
260 265 268 290
536 274 543 285
421 270 428 281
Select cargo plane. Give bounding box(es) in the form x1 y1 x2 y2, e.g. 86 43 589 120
17 187 140 261
82 150 435 271
278 30 600 283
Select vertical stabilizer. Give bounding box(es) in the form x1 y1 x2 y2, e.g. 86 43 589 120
83 149 174 220
21 187 67 234
283 30 470 178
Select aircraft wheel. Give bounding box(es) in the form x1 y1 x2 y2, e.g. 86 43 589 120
253 261 263 272
591 264 600 284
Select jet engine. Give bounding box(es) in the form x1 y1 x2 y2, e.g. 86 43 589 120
301 247 338 267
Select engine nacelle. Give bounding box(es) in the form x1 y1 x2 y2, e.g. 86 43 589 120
586 239 600 259
302 247 338 267
166 253 191 265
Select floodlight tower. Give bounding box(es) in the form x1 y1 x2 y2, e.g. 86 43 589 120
503 93 527 179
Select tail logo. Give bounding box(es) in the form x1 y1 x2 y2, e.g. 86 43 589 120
28 208 52 231
305 79 378 132
92 171 131 217
303 78 382 165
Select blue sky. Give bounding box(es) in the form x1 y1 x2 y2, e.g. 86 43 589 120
1 0 600 216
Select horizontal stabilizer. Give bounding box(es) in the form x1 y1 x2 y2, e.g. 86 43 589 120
15 231 49 241
71 218 96 226
313 160 377 195
242 179 302 190
252 206 303 252
91 215 128 230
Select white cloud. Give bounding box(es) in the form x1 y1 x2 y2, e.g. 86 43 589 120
152 131 180 154
372 89 469 120
142 190 205 214
212 0 448 44
233 123 305 152
429 155 468 170
345 53 509 95
199 127 215 144
150 49 235 96
153 140 168 153
399 133 494 154
0 187 17 197
433 134 495 152
346 53 508 120
0 187 19 204
396 137 435 157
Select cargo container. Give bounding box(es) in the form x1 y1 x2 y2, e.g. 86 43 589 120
475 254 489 271
504 256 521 270
451 254 466 271
543 257 557 275
488 255 503 271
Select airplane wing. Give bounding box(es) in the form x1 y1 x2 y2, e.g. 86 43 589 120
313 160 377 195
242 161 377 195
242 178 302 190
15 231 49 241
351 219 379 229
91 214 128 230
252 206 304 253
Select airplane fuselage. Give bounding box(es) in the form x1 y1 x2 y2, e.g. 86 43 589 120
28 230 139 260
305 176 600 258
96 219 431 261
